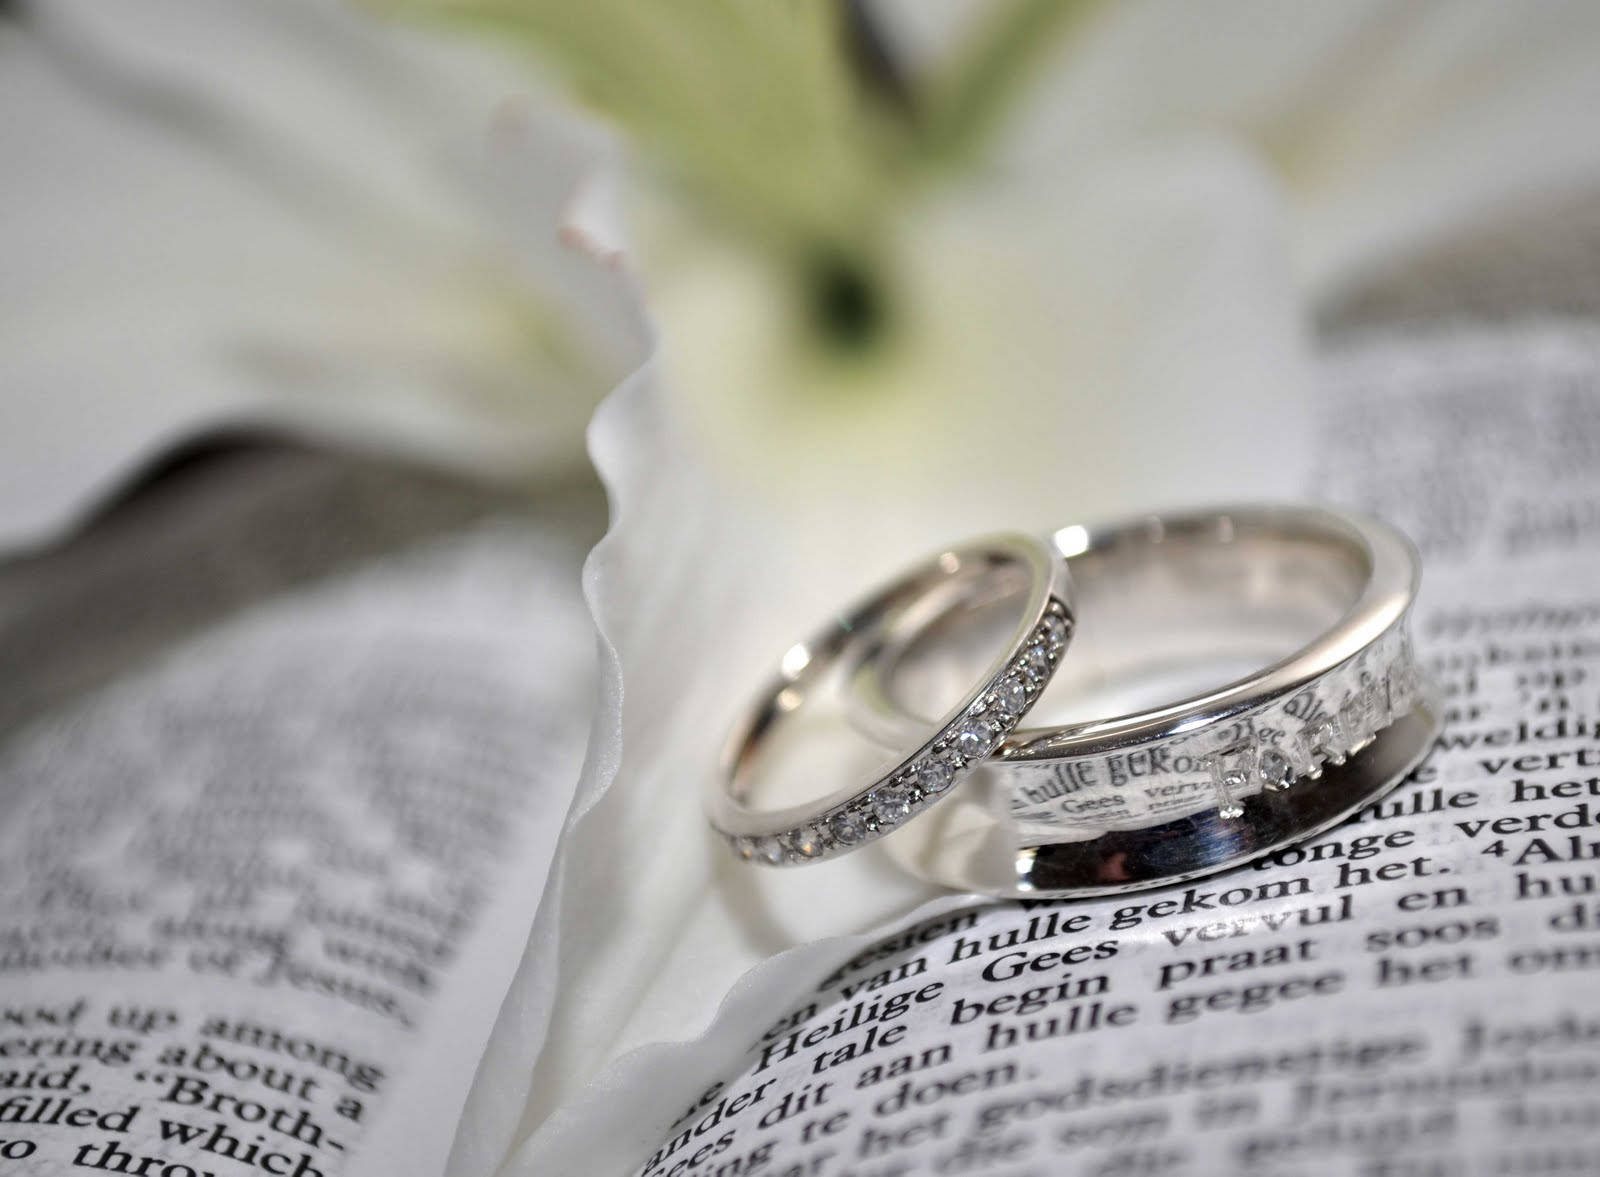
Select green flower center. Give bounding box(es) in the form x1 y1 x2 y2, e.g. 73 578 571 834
808 252 885 353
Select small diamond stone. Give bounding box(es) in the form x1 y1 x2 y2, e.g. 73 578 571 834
955 719 997 761
755 837 785 865
1041 612 1068 649
1023 642 1052 682
993 676 1031 721
788 827 827 858
1258 746 1294 792
917 757 956 795
831 811 865 845
872 787 910 827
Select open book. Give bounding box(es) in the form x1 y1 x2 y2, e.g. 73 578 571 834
3 321 1599 1177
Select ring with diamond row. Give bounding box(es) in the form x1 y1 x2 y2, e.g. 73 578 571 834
710 534 1073 866
849 505 1439 896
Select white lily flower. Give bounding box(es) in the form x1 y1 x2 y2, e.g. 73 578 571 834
0 0 645 550
431 4 1600 1176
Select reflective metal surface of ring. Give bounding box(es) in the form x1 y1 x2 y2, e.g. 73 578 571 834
710 534 1072 866
859 505 1439 897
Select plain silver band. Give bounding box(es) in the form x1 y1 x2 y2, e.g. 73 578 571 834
855 505 1437 896
709 533 1073 866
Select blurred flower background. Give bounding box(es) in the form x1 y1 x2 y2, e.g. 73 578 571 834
1 0 645 548
6 2 1600 1175
12 0 1599 545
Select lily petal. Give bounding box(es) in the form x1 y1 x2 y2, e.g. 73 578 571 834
881 0 1600 297
0 0 644 551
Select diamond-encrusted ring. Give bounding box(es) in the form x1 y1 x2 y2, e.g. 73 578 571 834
709 534 1073 867
852 506 1441 897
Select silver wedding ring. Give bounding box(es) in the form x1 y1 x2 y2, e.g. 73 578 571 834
856 505 1437 896
709 534 1072 865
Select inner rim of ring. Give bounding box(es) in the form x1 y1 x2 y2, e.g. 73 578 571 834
881 511 1372 735
723 544 1037 821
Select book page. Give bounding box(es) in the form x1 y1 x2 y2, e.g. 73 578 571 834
0 453 599 1177
628 325 1600 1177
